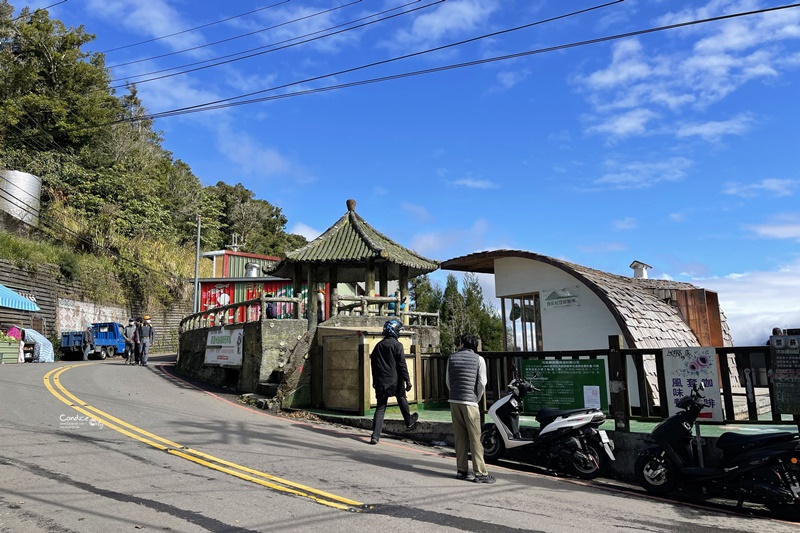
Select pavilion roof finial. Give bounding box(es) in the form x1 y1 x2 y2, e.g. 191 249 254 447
346 199 356 212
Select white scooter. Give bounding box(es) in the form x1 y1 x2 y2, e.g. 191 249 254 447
480 367 615 479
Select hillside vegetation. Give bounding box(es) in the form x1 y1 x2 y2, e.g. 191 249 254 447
0 3 307 309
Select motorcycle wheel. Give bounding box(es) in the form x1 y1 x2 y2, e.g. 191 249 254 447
570 442 608 480
480 425 505 464
635 450 678 495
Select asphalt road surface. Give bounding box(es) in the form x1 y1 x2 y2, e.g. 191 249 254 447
1 357 798 533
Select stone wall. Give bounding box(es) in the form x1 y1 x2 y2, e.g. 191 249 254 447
177 318 306 393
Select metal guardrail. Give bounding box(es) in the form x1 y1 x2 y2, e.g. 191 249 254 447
179 294 302 333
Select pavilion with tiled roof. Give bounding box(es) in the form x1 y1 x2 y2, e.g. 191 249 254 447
265 199 439 327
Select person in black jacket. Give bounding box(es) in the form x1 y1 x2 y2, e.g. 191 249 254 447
369 319 418 444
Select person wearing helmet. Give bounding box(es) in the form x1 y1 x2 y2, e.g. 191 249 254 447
138 316 155 366
368 319 418 444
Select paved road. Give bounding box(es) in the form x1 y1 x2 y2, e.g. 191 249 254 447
1 358 798 533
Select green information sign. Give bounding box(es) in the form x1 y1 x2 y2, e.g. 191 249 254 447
520 359 608 414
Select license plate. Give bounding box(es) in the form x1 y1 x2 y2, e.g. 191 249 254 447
598 430 610 443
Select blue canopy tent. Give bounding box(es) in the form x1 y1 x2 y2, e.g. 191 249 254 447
0 283 40 312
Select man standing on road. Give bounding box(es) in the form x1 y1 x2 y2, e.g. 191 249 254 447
123 318 138 365
139 316 155 366
81 325 94 361
369 319 418 445
447 333 494 484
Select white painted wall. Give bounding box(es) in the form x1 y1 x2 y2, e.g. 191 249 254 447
495 257 625 351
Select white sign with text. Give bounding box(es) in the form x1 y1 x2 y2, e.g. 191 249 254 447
662 347 724 422
205 326 244 367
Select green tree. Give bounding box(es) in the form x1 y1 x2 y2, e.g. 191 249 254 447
409 274 442 314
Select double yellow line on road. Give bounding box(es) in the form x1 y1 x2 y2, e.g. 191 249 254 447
44 365 367 512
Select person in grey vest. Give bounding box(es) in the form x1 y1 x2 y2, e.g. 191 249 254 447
82 325 94 361
447 333 494 483
123 318 138 365
368 319 418 445
139 316 155 366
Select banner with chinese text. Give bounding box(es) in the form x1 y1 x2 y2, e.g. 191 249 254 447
662 347 723 422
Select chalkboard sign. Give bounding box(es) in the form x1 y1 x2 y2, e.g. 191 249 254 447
520 359 608 414
770 335 800 414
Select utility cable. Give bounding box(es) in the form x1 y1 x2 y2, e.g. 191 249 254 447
101 0 291 53
107 0 363 69
142 1 800 121
131 0 625 117
8 0 67 22
110 0 427 88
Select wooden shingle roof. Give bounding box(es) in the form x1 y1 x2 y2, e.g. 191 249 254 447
441 249 732 349
266 199 439 283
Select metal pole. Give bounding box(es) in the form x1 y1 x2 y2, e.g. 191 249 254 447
193 214 201 313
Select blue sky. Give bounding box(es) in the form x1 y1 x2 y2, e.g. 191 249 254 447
20 0 800 345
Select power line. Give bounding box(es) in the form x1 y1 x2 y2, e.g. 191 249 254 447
110 0 428 89
9 0 67 22
106 0 363 69
100 0 291 54
133 0 626 117
15 2 799 139
143 1 800 121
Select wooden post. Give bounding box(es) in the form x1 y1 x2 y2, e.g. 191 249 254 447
608 335 630 432
365 258 376 312
399 266 409 325
329 267 338 318
292 264 303 319
307 265 318 330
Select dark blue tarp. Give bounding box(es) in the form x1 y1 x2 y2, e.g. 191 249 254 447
0 283 40 312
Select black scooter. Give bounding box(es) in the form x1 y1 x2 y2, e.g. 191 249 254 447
635 383 800 520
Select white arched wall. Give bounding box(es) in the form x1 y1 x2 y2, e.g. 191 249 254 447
494 257 625 351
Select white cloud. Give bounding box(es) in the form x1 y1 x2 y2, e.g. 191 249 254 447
492 69 532 91
675 113 754 141
744 214 800 240
389 0 500 48
410 219 492 257
86 0 208 53
593 157 692 190
613 217 637 231
669 212 687 222
696 259 800 346
289 222 321 240
401 203 434 223
587 108 658 139
576 242 628 253
724 179 798 198
577 5 800 140
451 178 499 190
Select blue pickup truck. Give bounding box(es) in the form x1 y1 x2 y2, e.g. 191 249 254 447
60 322 129 360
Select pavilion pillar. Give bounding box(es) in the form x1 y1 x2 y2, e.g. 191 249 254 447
365 259 376 314
329 266 338 318
378 262 389 315
307 265 318 330
292 264 303 319
399 266 409 325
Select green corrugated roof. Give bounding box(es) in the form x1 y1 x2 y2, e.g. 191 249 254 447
266 201 439 282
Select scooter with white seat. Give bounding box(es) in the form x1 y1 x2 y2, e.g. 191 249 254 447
480 366 615 479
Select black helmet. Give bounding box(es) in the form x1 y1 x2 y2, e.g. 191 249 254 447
382 319 403 339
